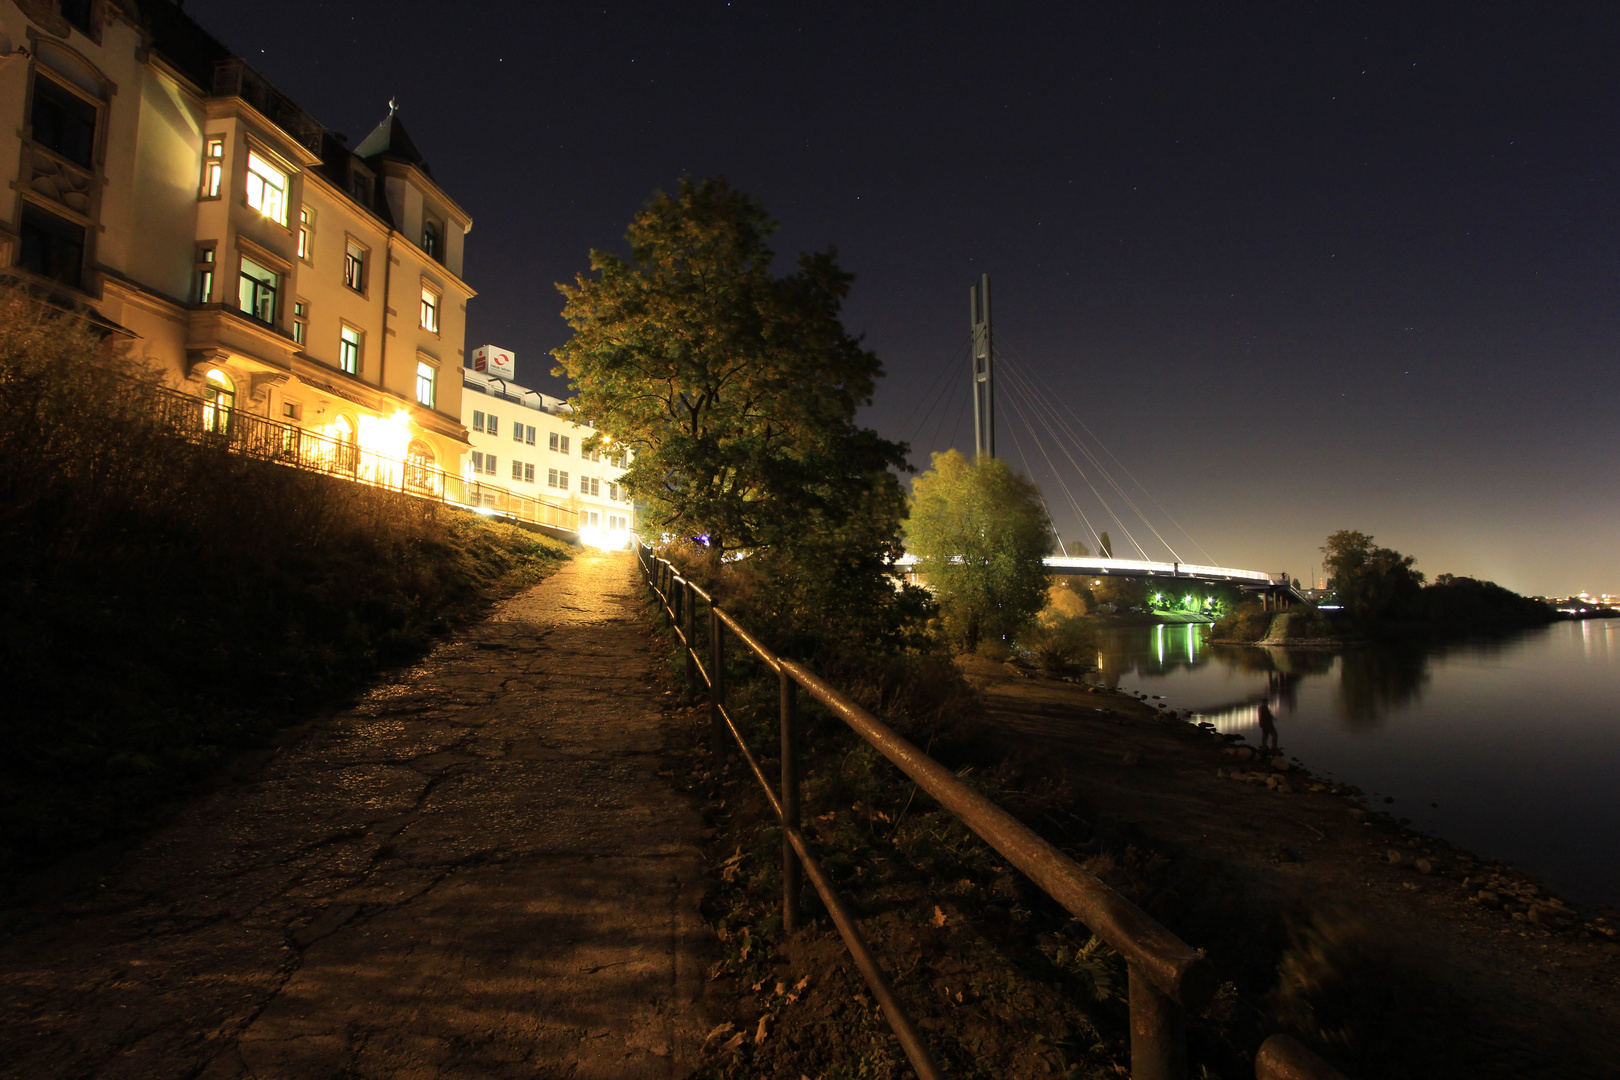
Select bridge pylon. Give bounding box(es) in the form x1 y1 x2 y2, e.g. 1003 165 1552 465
969 274 994 460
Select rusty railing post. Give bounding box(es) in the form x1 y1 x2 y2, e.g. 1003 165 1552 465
1129 963 1188 1080
682 580 697 699
779 666 802 932
708 604 727 759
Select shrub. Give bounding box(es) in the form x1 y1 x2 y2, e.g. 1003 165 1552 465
0 285 569 880
1018 615 1100 674
1211 603 1273 642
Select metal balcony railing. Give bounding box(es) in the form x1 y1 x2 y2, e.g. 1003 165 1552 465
150 385 581 534
211 59 325 154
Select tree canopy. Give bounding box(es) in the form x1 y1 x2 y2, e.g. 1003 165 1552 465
905 450 1053 650
552 177 906 559
1321 529 1425 621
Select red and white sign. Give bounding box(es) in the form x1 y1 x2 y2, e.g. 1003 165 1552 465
471 345 514 377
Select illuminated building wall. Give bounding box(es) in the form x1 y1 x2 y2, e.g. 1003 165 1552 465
0 0 472 475
461 367 635 545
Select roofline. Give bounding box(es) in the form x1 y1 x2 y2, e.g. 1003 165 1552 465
372 159 473 233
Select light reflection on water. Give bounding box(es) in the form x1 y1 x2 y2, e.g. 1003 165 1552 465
1087 619 1620 908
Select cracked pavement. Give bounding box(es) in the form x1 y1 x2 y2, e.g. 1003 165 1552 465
0 551 712 1079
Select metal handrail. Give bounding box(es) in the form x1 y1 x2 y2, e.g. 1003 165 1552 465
637 545 1351 1080
146 385 582 533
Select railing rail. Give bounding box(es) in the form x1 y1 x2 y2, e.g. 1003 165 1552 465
147 384 582 533
637 545 1350 1080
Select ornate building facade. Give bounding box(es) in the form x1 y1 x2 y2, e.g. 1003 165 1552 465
0 0 472 476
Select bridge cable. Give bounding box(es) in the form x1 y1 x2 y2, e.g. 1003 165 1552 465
999 353 1196 564
998 377 1107 555
999 358 1171 561
906 360 966 468
1002 403 1070 556
997 362 1154 559
897 339 970 448
1007 354 1218 565
923 362 969 463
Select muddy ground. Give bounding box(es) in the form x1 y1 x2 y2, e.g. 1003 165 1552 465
678 652 1620 1080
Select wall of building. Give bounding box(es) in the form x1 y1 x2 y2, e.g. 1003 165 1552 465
461 369 635 541
0 0 474 479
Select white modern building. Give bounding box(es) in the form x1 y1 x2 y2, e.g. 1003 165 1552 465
461 357 634 545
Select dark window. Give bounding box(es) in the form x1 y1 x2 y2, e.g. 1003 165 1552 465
349 173 370 205
18 203 85 287
31 77 96 167
422 219 439 260
60 0 94 35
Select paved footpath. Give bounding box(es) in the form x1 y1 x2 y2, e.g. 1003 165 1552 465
0 551 712 1079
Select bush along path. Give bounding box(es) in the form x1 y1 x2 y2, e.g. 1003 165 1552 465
0 551 713 1080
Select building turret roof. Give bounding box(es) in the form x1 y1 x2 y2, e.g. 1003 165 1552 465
355 103 433 178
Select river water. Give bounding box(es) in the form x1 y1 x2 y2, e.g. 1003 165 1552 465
1091 618 1620 909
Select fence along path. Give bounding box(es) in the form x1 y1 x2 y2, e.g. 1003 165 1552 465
150 383 582 535
639 546 1350 1080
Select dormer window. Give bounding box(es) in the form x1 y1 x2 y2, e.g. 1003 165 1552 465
421 218 440 261
349 171 370 206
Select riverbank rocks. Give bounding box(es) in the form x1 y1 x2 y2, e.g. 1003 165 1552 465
1476 890 1503 909
1223 746 1256 762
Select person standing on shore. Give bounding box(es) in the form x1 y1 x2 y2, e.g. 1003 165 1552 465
1258 700 1279 751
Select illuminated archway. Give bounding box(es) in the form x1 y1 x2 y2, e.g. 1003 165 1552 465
405 439 437 491
202 368 234 435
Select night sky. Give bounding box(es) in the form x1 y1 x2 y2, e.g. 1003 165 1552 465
188 1 1619 596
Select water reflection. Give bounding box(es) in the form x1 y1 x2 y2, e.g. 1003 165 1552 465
1087 618 1620 906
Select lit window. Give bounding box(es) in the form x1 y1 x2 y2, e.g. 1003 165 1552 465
202 369 234 435
201 137 224 198
421 219 440 261
238 257 278 323
416 361 436 407
344 241 365 291
194 245 215 304
292 300 307 346
420 286 439 332
339 325 361 375
245 151 288 225
297 208 312 260
31 76 96 168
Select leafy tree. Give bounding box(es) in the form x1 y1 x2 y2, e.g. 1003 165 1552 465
552 176 906 563
1321 530 1425 621
906 450 1052 650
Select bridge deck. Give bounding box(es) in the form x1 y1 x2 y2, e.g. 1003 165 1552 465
895 554 1280 584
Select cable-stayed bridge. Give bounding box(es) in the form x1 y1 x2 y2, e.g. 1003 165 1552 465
898 275 1305 603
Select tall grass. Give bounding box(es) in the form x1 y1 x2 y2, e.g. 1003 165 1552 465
0 287 570 881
